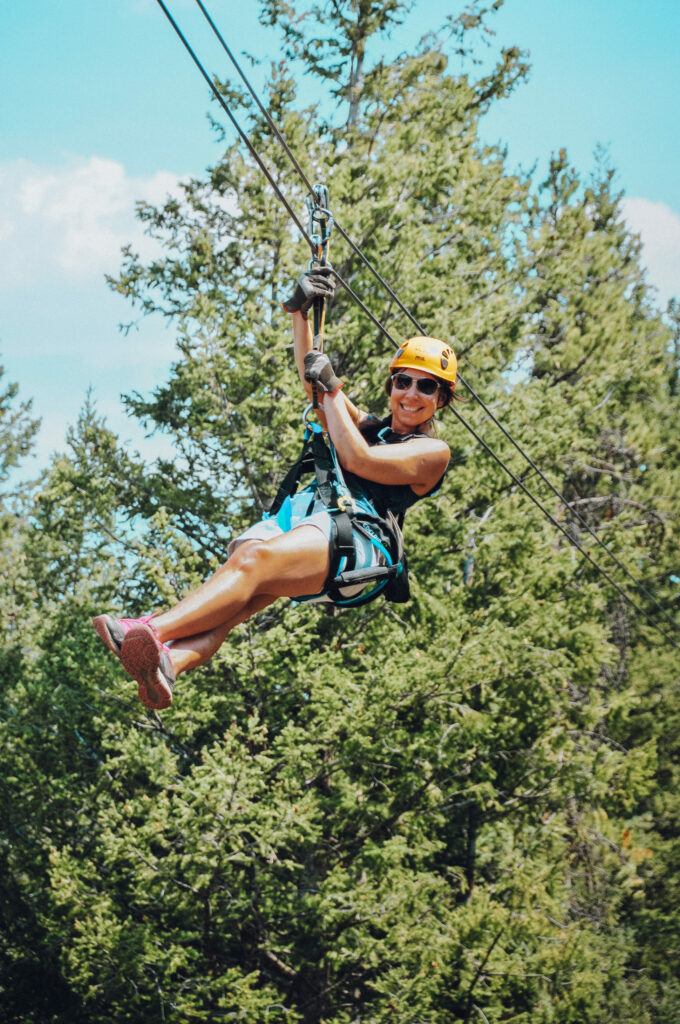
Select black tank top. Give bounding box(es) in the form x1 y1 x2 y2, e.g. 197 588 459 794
342 417 445 518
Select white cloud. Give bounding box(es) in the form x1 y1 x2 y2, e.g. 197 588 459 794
622 197 680 307
0 156 183 288
7 157 675 310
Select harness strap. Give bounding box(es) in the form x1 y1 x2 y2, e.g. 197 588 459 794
330 510 356 576
324 509 406 605
312 432 338 508
268 424 322 517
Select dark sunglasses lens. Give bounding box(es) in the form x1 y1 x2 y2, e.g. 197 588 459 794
392 373 438 395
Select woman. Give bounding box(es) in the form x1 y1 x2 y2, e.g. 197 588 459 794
93 269 455 709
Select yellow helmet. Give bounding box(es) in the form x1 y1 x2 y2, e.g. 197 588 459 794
389 336 457 387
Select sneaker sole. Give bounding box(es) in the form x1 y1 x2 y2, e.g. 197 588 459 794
121 623 174 710
92 615 123 657
92 614 161 709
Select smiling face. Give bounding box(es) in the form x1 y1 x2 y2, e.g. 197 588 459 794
389 368 442 434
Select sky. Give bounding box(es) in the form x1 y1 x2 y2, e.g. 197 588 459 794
1 0 679 480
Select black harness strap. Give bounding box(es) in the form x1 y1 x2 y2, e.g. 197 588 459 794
268 433 318 517
268 424 357 575
329 510 356 580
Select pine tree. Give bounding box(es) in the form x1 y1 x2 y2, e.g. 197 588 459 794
518 148 680 1021
2 2 678 1021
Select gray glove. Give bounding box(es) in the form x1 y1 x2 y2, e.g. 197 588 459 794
282 266 335 318
304 351 343 394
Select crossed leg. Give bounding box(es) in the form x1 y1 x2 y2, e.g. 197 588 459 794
166 593 275 676
152 526 330 676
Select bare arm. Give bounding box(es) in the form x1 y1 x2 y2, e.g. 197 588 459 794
321 390 450 495
291 311 369 428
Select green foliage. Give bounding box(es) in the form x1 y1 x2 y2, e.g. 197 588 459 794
0 365 40 492
1 2 678 1022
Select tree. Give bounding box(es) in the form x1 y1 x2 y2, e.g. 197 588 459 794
518 147 680 1021
260 0 416 126
2 1 678 1021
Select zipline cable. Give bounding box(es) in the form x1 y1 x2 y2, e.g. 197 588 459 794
189 0 679 639
153 0 678 648
446 405 680 651
154 0 397 348
160 0 678 647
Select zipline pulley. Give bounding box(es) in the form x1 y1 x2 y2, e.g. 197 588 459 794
305 183 333 408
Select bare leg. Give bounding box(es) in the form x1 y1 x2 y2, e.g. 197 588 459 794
168 593 277 676
152 525 329 644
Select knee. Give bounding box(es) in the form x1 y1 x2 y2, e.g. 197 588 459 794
228 540 271 580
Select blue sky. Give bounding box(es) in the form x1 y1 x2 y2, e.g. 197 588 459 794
1 0 679 477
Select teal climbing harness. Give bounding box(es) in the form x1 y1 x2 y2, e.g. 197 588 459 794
267 410 409 607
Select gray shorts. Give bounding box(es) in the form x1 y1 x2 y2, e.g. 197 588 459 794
229 488 388 604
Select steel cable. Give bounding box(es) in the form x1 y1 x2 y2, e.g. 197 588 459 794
154 0 678 647
188 0 679 639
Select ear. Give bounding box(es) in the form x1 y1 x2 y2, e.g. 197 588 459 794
437 385 454 409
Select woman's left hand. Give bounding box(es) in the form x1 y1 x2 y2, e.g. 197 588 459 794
304 351 343 394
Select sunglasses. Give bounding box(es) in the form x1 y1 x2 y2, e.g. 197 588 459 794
391 372 439 396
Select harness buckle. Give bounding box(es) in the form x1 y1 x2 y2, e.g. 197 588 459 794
337 494 357 514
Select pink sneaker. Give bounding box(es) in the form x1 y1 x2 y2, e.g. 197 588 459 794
120 622 176 711
92 613 155 658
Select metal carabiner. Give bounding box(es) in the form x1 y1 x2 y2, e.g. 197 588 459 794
306 183 333 269
302 403 324 433
304 182 333 408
